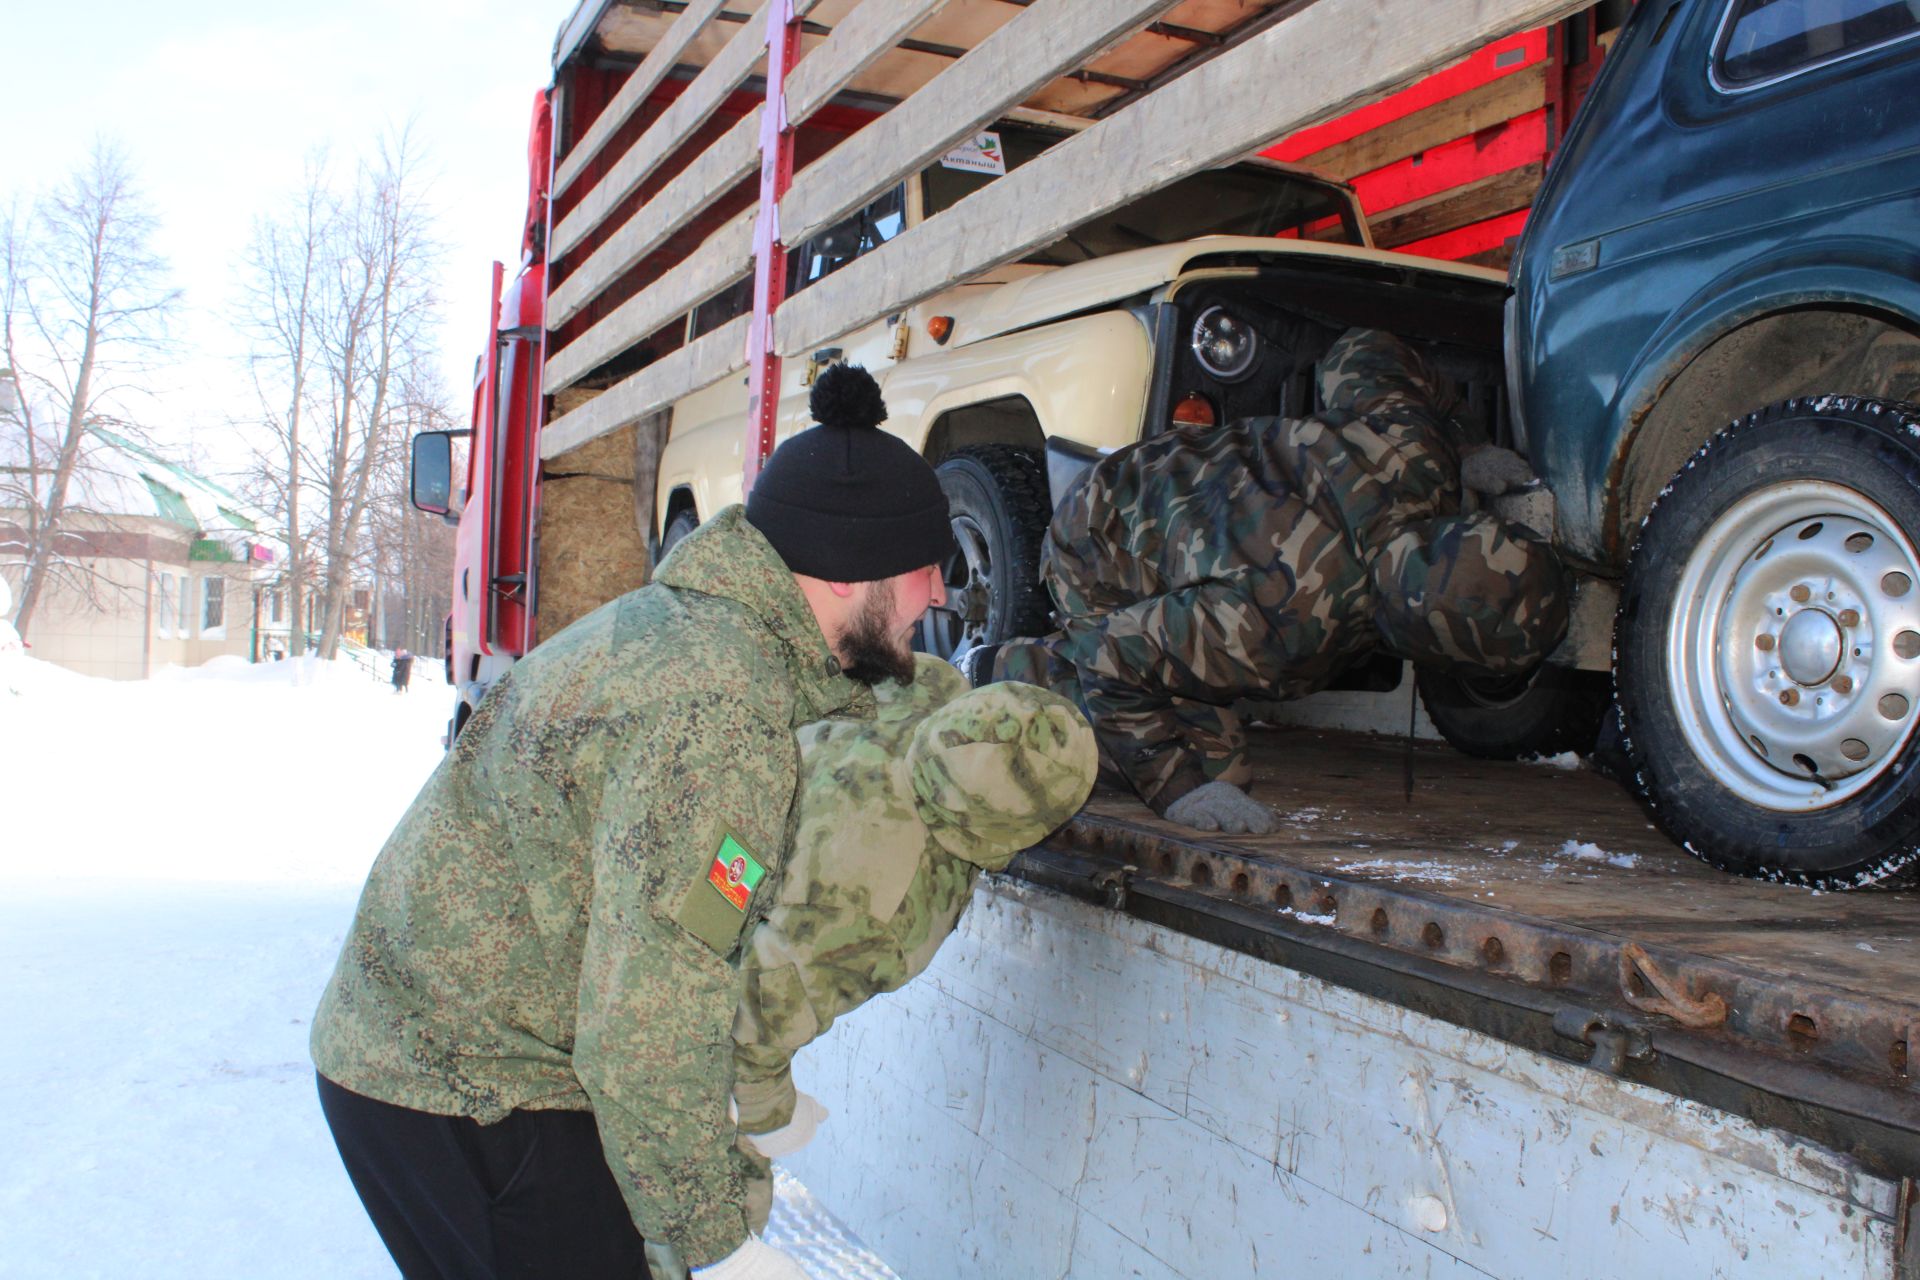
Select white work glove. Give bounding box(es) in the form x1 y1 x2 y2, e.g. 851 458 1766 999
1163 781 1279 835
740 1090 829 1159
690 1235 811 1280
1459 444 1538 496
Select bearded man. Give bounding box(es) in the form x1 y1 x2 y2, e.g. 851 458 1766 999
311 364 947 1280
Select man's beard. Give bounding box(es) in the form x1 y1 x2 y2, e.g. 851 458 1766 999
836 580 918 686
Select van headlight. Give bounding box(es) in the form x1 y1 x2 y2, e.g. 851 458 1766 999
1190 305 1258 382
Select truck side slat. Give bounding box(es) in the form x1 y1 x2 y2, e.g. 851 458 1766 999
778 0 1186 253
539 313 750 461
547 106 763 331
553 0 735 198
545 206 758 395
773 0 1590 361
785 0 955 129
550 10 767 262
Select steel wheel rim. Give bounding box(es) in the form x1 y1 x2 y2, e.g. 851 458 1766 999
923 514 993 658
1666 479 1920 811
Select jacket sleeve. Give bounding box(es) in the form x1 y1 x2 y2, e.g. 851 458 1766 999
573 688 796 1268
729 957 821 1133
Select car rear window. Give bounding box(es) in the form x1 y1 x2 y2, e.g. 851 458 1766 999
1715 0 1920 87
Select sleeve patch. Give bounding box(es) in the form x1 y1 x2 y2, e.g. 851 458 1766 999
674 830 767 955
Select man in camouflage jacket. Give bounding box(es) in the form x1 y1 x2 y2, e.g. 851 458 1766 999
311 366 954 1280
985 327 1567 835
725 659 1096 1235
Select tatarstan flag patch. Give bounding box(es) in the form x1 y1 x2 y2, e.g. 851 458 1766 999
707 833 765 911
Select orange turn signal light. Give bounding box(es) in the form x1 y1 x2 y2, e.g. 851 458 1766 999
1171 392 1216 427
926 315 954 345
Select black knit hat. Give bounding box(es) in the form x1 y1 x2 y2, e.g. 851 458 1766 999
746 364 954 582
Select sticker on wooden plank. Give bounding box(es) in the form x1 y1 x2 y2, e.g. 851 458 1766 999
938 131 1007 176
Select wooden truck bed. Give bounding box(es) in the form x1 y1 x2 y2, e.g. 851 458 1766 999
1017 726 1920 1180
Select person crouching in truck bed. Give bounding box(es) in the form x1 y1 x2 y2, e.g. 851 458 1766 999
309 364 955 1280
715 656 1095 1249
964 326 1566 837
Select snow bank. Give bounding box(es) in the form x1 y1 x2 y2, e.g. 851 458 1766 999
2 653 452 885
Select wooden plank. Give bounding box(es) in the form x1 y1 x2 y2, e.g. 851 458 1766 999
786 0 955 126
1370 161 1542 249
774 0 1588 361
550 14 767 262
539 315 750 461
901 0 1025 50
778 0 1185 251
1303 62 1547 179
544 208 758 395
554 0 733 197
547 106 762 330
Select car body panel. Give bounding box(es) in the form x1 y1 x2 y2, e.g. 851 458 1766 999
1512 0 1920 569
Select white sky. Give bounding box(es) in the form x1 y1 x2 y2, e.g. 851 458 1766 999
2 0 570 481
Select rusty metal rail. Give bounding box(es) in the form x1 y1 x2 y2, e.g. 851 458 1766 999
1014 805 1920 1182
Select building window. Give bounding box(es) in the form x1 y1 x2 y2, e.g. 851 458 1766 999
1715 0 1920 88
157 575 173 632
203 576 226 632
270 589 284 624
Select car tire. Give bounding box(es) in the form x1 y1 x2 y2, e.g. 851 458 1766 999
1616 395 1920 888
1415 664 1610 761
659 506 699 561
919 446 1054 659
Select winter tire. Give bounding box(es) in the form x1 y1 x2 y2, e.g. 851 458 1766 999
659 506 699 560
1415 664 1610 761
1616 395 1920 888
919 446 1054 659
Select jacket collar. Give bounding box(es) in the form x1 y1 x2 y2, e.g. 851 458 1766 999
654 505 870 722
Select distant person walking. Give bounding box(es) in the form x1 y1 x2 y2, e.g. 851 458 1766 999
390 648 413 693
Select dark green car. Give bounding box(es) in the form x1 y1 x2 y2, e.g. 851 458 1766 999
1510 0 1920 887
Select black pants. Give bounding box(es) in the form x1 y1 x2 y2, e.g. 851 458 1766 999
317 1074 651 1280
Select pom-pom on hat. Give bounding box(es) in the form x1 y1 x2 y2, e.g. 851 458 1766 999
746 363 954 583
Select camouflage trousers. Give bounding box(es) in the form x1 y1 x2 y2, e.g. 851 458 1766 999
996 512 1567 813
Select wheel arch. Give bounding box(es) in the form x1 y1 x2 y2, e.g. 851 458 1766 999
1604 283 1920 568
920 392 1046 465
659 485 698 543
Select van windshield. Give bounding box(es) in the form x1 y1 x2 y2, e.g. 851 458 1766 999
921 126 1363 264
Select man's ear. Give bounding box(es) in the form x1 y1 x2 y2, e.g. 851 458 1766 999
825 581 857 599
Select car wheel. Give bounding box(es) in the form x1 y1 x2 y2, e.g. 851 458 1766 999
659 506 699 561
1415 664 1610 761
1616 395 1920 888
919 446 1053 660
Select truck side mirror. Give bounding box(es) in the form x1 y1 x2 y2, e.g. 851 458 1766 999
411 431 459 517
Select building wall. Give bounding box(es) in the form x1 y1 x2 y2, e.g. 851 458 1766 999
3 516 266 680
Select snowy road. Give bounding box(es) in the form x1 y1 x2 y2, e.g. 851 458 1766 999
0 655 893 1280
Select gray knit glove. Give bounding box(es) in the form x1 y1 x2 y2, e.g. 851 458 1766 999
1164 781 1279 835
1460 445 1538 496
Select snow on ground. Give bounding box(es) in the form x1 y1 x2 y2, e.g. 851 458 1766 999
1558 838 1640 870
1331 858 1463 884
0 654 890 1280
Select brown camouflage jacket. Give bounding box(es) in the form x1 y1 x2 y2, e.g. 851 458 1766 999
310 504 870 1267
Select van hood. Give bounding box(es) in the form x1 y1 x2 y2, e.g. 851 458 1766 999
943 237 1505 348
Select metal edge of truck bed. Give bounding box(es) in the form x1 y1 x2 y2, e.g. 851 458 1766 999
1011 808 1920 1185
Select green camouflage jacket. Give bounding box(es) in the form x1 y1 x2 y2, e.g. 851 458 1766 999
730 657 1097 1152
310 505 871 1267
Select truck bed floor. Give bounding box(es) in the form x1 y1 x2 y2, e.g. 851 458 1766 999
1024 725 1920 1175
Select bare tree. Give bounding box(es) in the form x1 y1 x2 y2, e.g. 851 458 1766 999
363 371 455 657
308 131 440 658
0 144 178 639
237 159 331 656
